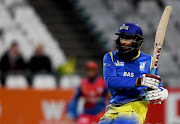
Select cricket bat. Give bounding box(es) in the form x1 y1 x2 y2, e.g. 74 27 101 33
145 6 172 93
150 6 172 74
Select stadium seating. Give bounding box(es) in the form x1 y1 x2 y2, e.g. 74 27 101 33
59 75 81 89
78 0 119 49
1 0 180 87
6 74 28 89
27 0 106 76
32 74 57 89
0 0 66 68
0 0 68 88
77 0 180 86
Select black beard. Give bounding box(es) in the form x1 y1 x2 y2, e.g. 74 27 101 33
118 49 139 61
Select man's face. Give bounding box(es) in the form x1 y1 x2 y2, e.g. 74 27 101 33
36 44 43 56
119 36 134 49
11 45 19 55
86 68 97 79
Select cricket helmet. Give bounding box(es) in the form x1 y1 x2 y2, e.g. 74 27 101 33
115 22 144 53
85 61 98 71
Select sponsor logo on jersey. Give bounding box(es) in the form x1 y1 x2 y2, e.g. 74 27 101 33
97 87 103 94
123 72 134 77
115 60 124 66
103 63 107 67
120 24 129 30
103 63 111 67
139 61 146 71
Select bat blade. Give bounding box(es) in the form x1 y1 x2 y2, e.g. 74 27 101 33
151 6 172 74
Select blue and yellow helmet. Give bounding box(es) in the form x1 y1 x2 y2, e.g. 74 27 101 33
115 22 144 53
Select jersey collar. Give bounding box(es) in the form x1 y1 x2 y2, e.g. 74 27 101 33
131 50 140 60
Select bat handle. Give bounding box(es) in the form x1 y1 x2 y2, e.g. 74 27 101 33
145 68 156 101
150 68 156 74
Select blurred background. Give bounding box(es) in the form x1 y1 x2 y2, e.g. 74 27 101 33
0 0 180 124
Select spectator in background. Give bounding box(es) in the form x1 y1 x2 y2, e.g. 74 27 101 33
29 43 52 74
28 43 52 85
0 42 26 85
67 61 109 124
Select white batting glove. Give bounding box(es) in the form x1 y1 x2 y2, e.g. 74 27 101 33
146 87 168 104
136 74 161 90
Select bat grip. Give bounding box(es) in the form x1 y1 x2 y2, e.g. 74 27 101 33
150 68 156 74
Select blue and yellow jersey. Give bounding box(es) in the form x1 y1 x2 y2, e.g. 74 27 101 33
103 50 163 104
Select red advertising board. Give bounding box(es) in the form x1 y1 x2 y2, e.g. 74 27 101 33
0 87 179 124
0 88 75 124
145 88 180 124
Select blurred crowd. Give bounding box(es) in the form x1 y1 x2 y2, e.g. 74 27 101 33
0 42 54 86
131 0 165 10
103 0 165 10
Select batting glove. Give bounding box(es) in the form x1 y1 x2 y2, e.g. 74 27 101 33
146 87 168 104
136 74 161 90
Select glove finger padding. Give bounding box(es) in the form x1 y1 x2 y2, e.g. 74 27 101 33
146 89 161 100
141 74 161 89
145 74 161 81
147 89 160 94
143 83 158 90
146 88 168 104
146 92 161 98
146 95 161 101
144 77 160 86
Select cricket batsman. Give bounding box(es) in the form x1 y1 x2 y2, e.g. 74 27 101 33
67 61 109 124
98 23 168 124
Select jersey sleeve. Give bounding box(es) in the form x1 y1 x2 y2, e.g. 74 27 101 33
67 86 81 118
103 53 136 89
